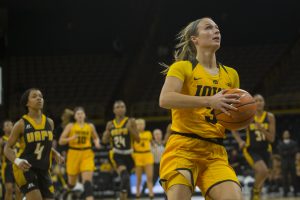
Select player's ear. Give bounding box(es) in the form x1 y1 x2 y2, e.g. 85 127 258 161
191 36 198 45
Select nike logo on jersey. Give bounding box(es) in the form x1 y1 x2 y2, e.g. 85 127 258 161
25 124 31 129
194 77 202 80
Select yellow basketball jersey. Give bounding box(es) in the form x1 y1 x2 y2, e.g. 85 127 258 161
68 123 92 148
167 61 240 138
133 131 152 152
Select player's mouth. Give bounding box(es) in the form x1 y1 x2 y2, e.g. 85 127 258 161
212 36 220 42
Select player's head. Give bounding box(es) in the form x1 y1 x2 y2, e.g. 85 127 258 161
253 94 265 112
2 120 13 135
153 129 163 142
74 107 86 123
282 130 290 140
113 100 126 117
61 108 74 122
135 119 145 132
175 17 220 62
20 88 44 113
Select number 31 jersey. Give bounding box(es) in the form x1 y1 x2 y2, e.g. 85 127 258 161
110 117 132 151
19 115 53 170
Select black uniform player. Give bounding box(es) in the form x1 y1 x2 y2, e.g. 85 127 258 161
1 120 22 200
4 88 64 200
102 100 139 200
232 94 275 200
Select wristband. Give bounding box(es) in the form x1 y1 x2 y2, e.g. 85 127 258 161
14 158 23 166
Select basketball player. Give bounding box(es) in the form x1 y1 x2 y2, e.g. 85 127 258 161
0 120 22 200
133 119 154 198
159 17 242 200
4 88 64 200
232 94 275 200
102 100 140 200
59 107 101 200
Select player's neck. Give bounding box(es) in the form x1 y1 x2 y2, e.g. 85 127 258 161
115 116 125 122
4 132 10 137
256 110 264 117
27 109 42 120
196 50 217 69
77 121 85 126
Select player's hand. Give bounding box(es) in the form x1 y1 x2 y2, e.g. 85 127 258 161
94 138 101 149
14 158 31 171
255 122 265 131
68 134 78 141
54 152 65 164
238 141 246 149
106 121 113 131
209 90 240 115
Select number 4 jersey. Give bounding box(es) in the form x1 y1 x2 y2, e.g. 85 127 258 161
19 115 53 170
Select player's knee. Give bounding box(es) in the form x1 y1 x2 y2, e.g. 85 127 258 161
67 183 76 190
120 170 130 191
83 181 93 198
5 184 13 194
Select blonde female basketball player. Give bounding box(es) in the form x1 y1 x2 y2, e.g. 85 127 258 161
232 94 275 200
133 119 154 198
4 88 64 200
159 17 242 200
59 107 100 200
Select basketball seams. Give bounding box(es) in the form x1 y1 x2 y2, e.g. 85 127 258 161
214 101 256 116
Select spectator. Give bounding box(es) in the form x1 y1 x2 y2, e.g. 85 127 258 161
277 130 298 197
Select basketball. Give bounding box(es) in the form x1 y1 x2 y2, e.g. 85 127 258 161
215 88 257 130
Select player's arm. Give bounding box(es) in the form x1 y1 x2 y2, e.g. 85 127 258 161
257 112 276 143
163 123 172 144
0 138 3 156
159 76 239 115
231 131 246 149
58 123 77 145
48 118 64 164
4 119 31 171
90 123 101 149
102 121 113 144
128 118 140 142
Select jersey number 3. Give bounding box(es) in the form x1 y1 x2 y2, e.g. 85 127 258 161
34 143 45 160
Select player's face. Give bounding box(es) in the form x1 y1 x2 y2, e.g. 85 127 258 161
254 95 265 111
136 120 145 132
113 102 126 117
74 110 86 122
3 121 13 134
153 129 162 142
192 18 221 50
283 130 290 140
27 90 44 110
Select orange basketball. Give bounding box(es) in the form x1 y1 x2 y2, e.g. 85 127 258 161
215 88 257 130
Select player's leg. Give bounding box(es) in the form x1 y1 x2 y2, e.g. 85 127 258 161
207 181 242 200
25 189 43 200
15 184 22 200
80 150 95 200
117 165 130 200
4 183 14 200
253 160 269 197
167 184 192 200
135 166 143 197
144 164 154 198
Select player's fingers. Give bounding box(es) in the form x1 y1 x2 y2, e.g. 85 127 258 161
224 94 240 99
220 107 230 116
223 103 238 111
224 98 240 104
23 161 31 168
221 89 228 94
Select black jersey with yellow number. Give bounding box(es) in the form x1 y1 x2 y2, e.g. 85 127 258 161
110 117 132 151
18 114 53 170
246 111 271 151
